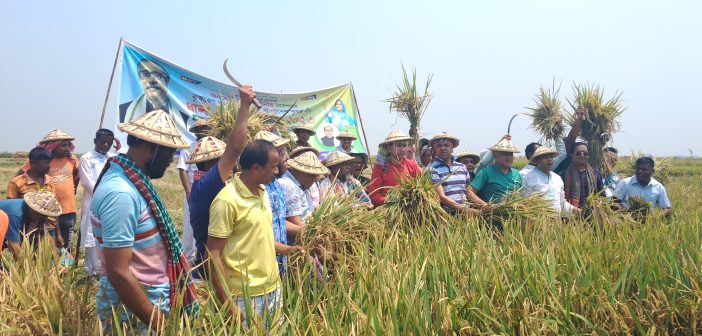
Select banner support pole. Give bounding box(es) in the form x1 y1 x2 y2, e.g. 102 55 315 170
350 83 371 154
98 37 124 128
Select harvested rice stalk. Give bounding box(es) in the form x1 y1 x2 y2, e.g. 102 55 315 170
581 194 634 228
525 81 566 143
383 64 433 143
203 98 292 147
627 195 652 223
566 83 626 172
621 151 673 185
482 191 555 226
289 191 384 279
382 173 450 232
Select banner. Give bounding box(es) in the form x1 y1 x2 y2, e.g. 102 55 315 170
116 41 368 155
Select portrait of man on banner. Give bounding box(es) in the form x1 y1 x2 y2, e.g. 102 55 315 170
119 58 190 137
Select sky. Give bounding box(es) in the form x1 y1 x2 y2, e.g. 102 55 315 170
1 0 700 156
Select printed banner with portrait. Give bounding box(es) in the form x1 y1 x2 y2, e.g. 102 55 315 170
116 41 368 155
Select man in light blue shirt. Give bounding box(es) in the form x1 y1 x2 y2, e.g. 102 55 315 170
613 156 671 217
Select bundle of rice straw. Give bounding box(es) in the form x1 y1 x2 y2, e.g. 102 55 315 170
525 81 566 143
581 194 634 228
288 190 383 279
381 173 450 232
482 191 555 227
203 98 292 146
627 195 652 223
383 64 433 143
621 151 673 185
566 83 626 172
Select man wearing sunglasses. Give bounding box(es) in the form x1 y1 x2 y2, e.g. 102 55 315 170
119 58 190 137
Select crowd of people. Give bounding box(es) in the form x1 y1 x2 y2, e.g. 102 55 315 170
0 86 672 332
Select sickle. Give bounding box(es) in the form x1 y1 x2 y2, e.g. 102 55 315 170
273 100 297 125
507 114 519 135
223 58 262 109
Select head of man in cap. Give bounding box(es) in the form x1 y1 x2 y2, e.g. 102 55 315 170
335 132 357 153
456 151 480 174
430 132 460 164
38 129 75 159
530 146 560 175
287 152 329 190
323 151 354 182
0 191 60 259
490 135 520 172
293 125 315 147
189 119 212 142
348 152 370 183
290 146 320 159
254 131 290 179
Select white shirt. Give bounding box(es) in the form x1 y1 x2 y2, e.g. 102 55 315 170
521 168 574 217
177 146 198 184
78 150 113 248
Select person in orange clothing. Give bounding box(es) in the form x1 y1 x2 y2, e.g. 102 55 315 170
8 147 61 246
368 130 422 206
0 210 8 253
19 130 79 251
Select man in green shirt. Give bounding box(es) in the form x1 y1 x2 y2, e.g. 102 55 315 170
467 136 523 206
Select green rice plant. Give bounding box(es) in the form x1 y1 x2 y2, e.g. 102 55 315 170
525 81 566 143
621 151 674 185
566 83 626 172
627 195 652 223
381 173 450 232
383 64 433 143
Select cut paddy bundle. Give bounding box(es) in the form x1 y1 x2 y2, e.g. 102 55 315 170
289 190 384 279
381 173 450 232
203 98 292 146
383 64 433 142
566 83 626 172
627 195 652 223
482 191 556 227
621 151 673 185
581 194 634 228
525 82 566 143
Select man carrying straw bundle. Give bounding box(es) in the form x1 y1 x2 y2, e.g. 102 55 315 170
187 86 256 278
521 146 578 218
368 130 422 206
613 156 671 218
559 142 605 208
91 110 198 332
428 132 481 216
467 136 523 207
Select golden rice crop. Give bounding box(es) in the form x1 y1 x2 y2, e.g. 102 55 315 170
525 81 566 143
482 191 556 227
381 173 451 232
383 64 433 142
203 97 292 147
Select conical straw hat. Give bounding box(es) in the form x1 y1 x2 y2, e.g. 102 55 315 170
186 136 227 164
40 129 75 143
530 146 559 161
254 131 290 147
23 191 62 217
430 132 460 146
456 150 480 162
336 132 357 140
290 146 320 158
380 130 412 145
118 110 189 149
188 118 211 133
323 151 355 168
287 152 330 176
292 125 315 134
489 138 520 153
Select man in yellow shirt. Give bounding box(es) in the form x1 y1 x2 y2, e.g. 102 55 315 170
207 139 281 328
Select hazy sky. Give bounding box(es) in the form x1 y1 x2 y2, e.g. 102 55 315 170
1 1 700 156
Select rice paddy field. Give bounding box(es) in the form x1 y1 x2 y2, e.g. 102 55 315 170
1 157 702 335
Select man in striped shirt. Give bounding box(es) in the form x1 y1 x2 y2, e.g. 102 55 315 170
428 132 481 216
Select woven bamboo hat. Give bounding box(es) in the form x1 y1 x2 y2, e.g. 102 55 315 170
430 132 460 146
456 150 480 162
186 136 227 164
40 129 74 143
530 146 559 161
23 191 62 217
380 130 412 145
336 132 357 140
254 131 290 147
292 125 315 134
118 110 189 149
188 119 211 134
489 138 520 153
290 146 320 158
287 152 330 176
323 151 355 168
